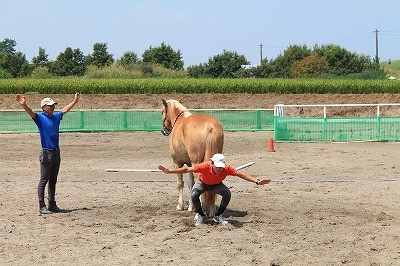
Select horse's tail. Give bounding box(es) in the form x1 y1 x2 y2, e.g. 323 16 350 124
203 124 224 214
204 124 223 162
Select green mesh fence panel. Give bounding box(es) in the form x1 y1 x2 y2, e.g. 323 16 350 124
274 116 400 142
0 111 37 133
0 109 274 133
192 109 271 131
274 104 400 142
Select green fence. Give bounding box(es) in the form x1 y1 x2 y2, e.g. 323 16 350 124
0 109 274 133
274 104 400 142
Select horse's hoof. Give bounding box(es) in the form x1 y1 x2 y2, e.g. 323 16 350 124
176 205 184 211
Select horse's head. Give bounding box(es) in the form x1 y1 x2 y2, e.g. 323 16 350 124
161 99 177 136
161 99 172 136
161 99 188 136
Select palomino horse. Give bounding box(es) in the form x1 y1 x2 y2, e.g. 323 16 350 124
161 99 224 216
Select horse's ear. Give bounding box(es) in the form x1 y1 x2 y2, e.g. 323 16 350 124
162 99 168 108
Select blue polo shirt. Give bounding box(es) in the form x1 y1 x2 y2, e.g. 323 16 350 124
33 111 64 149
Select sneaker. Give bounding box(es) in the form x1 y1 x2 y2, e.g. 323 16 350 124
39 206 52 215
213 215 228 225
194 215 207 227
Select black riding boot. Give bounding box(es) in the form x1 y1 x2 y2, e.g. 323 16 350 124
48 200 63 212
39 199 51 214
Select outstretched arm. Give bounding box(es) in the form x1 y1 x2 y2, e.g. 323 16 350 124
158 164 194 174
62 93 80 114
16 94 36 119
236 171 271 185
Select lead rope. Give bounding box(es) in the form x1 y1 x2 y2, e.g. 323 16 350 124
172 111 184 128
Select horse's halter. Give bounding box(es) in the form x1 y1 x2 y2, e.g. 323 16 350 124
161 105 184 136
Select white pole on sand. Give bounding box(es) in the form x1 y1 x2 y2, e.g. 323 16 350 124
106 161 255 173
235 161 255 171
106 168 162 172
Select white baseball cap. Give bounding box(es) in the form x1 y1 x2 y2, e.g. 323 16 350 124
211 153 226 168
41 97 57 107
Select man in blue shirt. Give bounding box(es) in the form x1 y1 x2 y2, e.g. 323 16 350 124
16 93 80 214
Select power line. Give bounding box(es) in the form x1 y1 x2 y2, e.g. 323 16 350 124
335 35 374 45
257 29 399 61
380 33 400 37
334 33 374 45
380 30 400 33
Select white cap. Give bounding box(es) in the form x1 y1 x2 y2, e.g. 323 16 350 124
211 153 226 168
41 97 57 107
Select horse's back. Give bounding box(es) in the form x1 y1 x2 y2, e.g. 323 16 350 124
184 113 222 130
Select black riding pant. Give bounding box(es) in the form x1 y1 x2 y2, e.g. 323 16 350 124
38 149 61 202
191 178 231 216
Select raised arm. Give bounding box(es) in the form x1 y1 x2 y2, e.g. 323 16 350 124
61 93 80 114
16 94 36 119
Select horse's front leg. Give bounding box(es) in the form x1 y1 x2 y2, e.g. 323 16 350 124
176 173 185 211
187 172 195 212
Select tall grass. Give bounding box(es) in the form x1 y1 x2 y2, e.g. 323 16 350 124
1 78 399 94
84 64 188 79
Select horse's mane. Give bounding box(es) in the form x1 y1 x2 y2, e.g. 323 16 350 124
167 100 192 116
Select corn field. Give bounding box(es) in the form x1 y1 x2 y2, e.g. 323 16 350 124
0 78 399 94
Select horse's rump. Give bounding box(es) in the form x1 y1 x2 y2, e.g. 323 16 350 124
181 114 224 164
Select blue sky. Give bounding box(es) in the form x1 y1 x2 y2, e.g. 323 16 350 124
1 0 399 67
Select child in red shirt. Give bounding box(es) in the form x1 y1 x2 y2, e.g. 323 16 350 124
158 153 271 226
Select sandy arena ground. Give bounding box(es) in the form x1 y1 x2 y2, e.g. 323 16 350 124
1 130 400 266
1 93 400 265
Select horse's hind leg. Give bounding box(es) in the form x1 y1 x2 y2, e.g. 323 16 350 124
176 173 185 211
203 191 217 217
187 172 195 212
209 193 217 217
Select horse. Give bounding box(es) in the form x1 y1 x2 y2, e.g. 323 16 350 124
161 99 224 217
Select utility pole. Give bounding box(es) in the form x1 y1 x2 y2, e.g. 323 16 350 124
258 43 263 65
374 29 379 63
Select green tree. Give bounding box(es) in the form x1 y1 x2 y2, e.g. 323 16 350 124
0 39 31 77
0 38 17 54
253 59 274 78
50 47 86 76
117 51 139 69
8 52 31 77
187 63 206 78
314 44 372 76
0 67 11 78
270 44 312 77
32 47 49 67
189 50 249 78
205 50 249 78
142 42 184 70
86 42 114 68
291 55 330 78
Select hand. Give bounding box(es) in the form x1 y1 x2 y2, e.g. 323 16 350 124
16 94 26 106
258 179 271 185
158 164 170 174
74 93 80 103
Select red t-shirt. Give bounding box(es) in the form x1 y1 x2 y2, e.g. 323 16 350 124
193 161 238 185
